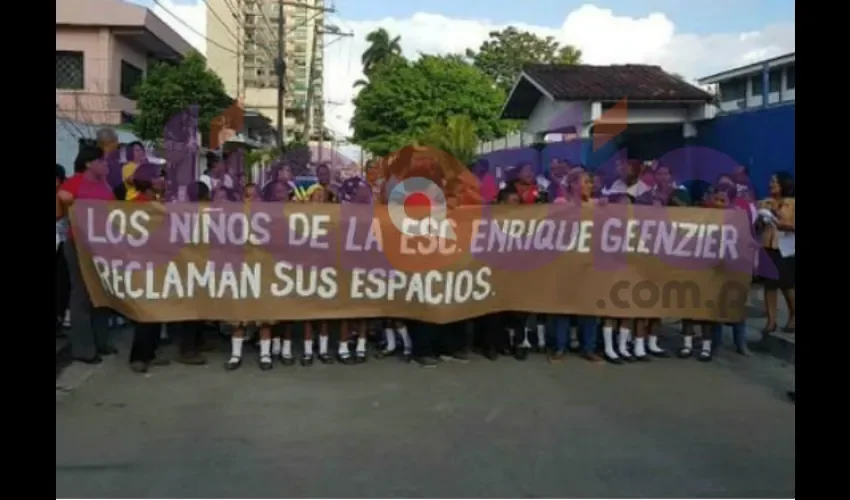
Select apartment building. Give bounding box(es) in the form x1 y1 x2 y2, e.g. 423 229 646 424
56 0 193 125
206 0 325 143
698 52 795 113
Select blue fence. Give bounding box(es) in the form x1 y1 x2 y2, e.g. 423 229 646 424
477 104 795 196
696 104 795 198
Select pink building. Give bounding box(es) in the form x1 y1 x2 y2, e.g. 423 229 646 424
56 0 194 125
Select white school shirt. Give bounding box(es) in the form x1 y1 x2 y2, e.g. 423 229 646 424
602 179 652 198
199 173 234 191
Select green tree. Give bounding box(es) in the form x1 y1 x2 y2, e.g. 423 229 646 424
361 28 403 76
133 51 232 145
465 27 582 94
351 55 507 157
418 115 479 165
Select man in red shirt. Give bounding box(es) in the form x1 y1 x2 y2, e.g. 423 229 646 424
56 145 116 364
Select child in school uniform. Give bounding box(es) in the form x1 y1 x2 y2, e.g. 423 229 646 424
551 170 605 363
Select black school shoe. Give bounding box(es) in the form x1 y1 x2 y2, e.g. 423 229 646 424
649 347 670 358
73 355 103 365
603 353 623 365
376 348 396 359
338 353 355 365
318 352 334 364
416 356 439 367
279 354 296 366
225 357 242 371
355 351 368 364
259 356 274 371
514 347 530 361
300 354 314 366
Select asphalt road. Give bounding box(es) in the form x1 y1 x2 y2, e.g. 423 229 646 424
56 335 795 499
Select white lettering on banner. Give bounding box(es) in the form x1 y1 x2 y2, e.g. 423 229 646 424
168 209 271 245
86 208 150 246
270 262 338 299
288 212 331 249
400 218 457 256
349 267 492 305
470 219 593 254
91 258 262 299
598 219 739 259
344 217 384 252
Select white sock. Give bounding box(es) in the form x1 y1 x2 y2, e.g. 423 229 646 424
536 324 546 348
231 337 244 359
602 326 618 358
338 341 350 356
701 339 712 353
319 335 329 354
634 337 646 357
356 337 366 354
520 328 532 348
684 336 693 350
398 325 412 353
508 329 515 346
259 339 271 358
384 328 397 351
282 339 292 358
648 335 662 353
271 337 281 356
618 328 631 355
304 339 313 356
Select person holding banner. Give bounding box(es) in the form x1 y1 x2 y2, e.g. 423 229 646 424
128 171 172 373
758 171 796 336
56 164 70 335
57 145 116 364
551 170 606 363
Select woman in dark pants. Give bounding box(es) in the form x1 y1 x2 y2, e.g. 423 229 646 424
57 146 116 364
127 176 173 372
56 165 70 335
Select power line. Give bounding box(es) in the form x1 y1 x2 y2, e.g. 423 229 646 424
201 0 240 46
152 0 238 55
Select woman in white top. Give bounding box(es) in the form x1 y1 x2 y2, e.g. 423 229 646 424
756 171 795 335
602 159 652 198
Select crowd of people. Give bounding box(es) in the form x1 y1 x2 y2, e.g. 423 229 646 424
55 130 796 376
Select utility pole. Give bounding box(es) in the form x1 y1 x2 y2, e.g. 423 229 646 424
306 24 352 156
274 1 338 150
275 0 286 149
302 22 320 142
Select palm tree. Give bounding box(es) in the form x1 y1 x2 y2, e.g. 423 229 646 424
361 28 402 76
419 115 478 165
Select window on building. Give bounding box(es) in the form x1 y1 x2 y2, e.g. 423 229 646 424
769 68 782 93
750 75 763 96
56 51 84 89
786 64 795 89
718 77 747 101
120 60 144 98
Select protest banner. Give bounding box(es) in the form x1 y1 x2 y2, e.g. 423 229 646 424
70 201 755 324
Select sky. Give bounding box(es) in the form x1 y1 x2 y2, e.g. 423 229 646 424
130 0 795 143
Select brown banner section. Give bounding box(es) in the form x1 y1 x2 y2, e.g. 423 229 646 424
70 201 755 324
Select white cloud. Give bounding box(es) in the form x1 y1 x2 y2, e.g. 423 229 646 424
140 1 795 144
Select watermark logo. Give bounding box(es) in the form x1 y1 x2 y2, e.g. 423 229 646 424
599 278 750 319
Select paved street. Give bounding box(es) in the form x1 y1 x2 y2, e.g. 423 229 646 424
56 331 794 499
